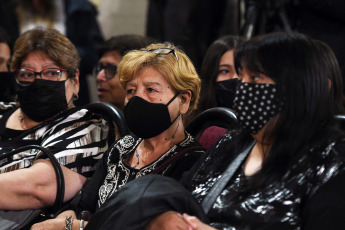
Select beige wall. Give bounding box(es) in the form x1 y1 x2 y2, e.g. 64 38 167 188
87 0 148 102
93 0 149 39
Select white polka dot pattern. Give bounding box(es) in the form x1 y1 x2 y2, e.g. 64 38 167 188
233 82 284 134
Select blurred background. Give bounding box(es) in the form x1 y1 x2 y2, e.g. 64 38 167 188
1 0 344 106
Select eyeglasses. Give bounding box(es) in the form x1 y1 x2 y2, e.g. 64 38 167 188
15 68 68 86
142 48 178 60
94 63 117 79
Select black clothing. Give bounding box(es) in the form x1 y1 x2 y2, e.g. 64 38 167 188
65 133 204 216
85 175 208 230
181 130 345 229
92 130 345 229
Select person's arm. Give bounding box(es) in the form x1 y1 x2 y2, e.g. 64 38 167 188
144 211 191 230
182 214 217 230
0 159 86 210
302 171 345 230
144 212 216 230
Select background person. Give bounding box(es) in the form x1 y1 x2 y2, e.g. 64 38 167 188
95 34 155 110
185 35 245 149
197 35 245 113
0 27 16 102
0 27 108 210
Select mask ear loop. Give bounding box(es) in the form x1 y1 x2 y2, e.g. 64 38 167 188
166 93 182 147
165 93 180 106
166 93 180 124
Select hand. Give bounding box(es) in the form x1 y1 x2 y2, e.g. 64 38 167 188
144 211 193 230
182 214 216 230
30 218 65 230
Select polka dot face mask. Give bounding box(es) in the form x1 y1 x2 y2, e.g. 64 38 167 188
233 82 284 134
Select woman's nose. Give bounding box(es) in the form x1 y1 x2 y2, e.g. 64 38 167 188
35 72 42 79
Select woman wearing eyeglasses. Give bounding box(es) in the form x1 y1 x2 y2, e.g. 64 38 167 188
0 27 108 210
31 42 205 230
95 35 156 110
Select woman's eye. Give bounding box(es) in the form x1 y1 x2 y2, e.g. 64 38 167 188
218 69 230 74
126 89 135 94
147 88 157 93
251 75 260 81
46 71 59 77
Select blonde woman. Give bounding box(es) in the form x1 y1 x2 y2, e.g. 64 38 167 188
32 43 205 230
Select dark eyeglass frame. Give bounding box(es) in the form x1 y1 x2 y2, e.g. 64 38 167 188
15 68 68 86
142 48 179 60
94 63 118 80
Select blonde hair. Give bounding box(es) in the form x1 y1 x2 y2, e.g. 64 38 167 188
118 42 201 112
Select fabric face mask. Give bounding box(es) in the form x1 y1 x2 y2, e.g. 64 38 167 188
17 79 69 122
215 78 239 109
233 82 284 134
124 94 179 139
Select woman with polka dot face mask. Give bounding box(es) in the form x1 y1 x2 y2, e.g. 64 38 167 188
233 68 284 135
71 32 345 230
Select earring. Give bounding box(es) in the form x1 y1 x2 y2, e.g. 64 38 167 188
73 94 79 101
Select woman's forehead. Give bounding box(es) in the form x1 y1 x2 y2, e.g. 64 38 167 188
127 66 171 87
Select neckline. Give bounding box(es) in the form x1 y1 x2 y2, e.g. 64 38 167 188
123 133 190 171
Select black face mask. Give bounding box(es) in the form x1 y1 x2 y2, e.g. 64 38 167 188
215 78 239 109
124 94 179 139
0 72 16 102
17 79 69 122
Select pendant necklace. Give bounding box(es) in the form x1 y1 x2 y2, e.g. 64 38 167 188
132 151 140 168
132 115 181 168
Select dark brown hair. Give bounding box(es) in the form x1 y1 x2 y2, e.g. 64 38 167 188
11 27 80 78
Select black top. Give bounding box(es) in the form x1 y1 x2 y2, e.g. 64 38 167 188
180 130 345 230
81 129 345 230
69 132 205 216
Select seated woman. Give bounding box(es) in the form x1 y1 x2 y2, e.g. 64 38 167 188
0 27 109 210
94 34 156 140
186 35 245 148
31 42 204 229
77 32 345 230
195 35 245 114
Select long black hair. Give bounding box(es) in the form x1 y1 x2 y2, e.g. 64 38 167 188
235 32 344 188
197 35 245 113
312 39 345 115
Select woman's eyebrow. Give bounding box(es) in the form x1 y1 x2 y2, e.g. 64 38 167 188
219 64 231 68
143 81 163 88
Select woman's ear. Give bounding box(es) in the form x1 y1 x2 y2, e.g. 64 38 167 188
72 69 80 96
179 90 192 115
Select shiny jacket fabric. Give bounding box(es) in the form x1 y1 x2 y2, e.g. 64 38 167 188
181 130 345 230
